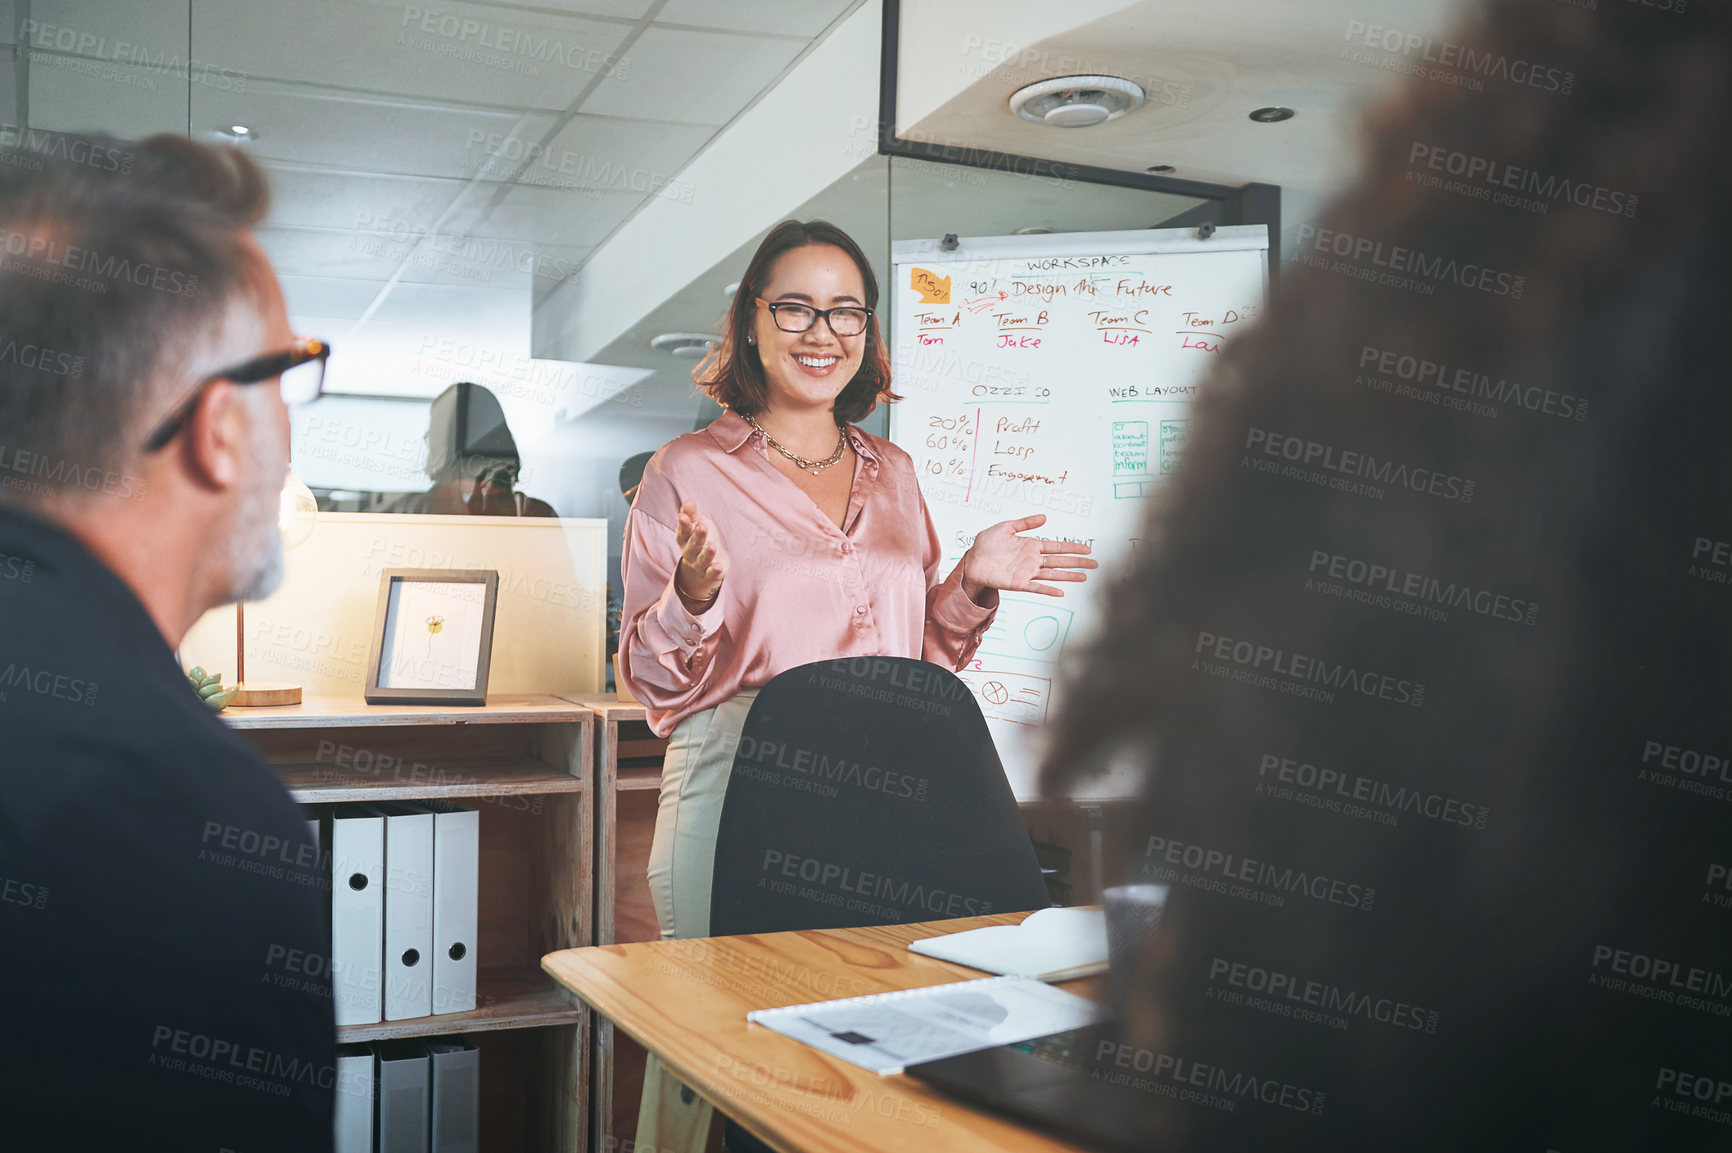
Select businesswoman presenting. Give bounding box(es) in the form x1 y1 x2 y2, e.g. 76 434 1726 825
619 219 1096 942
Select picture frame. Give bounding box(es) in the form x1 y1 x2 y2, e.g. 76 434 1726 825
364 568 499 706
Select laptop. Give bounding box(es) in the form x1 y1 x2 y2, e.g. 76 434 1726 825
906 1020 1177 1151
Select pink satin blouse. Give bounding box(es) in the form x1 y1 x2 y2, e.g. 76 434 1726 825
618 409 999 737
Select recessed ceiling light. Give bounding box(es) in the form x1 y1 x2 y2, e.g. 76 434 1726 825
721 281 740 297
1145 164 1175 174
1009 76 1144 128
650 332 717 360
1249 107 1294 123
229 125 251 136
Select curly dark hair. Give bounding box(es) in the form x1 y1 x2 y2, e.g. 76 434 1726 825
693 218 898 424
1041 0 1730 1147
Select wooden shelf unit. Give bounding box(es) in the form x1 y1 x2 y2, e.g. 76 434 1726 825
334 966 582 1044
274 756 586 805
555 697 657 952
226 693 594 1153
561 694 666 1153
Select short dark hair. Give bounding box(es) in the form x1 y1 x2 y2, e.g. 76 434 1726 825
693 219 898 425
0 131 269 506
427 381 520 482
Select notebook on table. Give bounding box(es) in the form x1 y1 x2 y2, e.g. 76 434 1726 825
908 906 1108 981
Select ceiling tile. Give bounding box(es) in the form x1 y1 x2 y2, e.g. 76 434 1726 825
193 0 631 111
17 0 868 428
356 279 531 331
259 222 588 300
580 26 805 125
193 82 559 181
26 57 190 137
452 183 643 248
280 280 523 346
256 165 461 234
256 224 472 286
519 113 715 193
467 0 655 19
655 0 855 38
30 0 189 51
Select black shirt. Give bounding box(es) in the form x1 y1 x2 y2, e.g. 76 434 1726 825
0 506 334 1149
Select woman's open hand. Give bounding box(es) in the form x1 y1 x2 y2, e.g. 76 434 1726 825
961 514 1096 601
675 498 728 608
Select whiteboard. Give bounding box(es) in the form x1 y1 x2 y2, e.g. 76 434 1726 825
888 226 1270 799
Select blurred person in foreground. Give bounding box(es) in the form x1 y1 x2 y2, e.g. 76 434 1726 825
1042 1 1729 1150
0 135 333 1147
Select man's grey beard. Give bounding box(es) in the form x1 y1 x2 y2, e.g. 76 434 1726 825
219 396 287 605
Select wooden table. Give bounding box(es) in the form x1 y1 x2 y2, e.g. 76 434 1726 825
543 913 1099 1153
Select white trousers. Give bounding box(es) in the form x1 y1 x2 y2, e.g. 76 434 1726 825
645 689 758 941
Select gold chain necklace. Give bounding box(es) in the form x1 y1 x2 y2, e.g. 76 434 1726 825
742 411 847 475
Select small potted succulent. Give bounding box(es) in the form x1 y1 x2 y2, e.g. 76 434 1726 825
185 666 238 711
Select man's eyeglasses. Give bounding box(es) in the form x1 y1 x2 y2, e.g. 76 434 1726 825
143 336 330 452
756 298 871 338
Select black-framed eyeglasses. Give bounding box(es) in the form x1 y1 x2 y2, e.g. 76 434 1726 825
143 336 330 452
755 298 871 338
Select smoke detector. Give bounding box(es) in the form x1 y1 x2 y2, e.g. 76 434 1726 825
1009 75 1144 128
650 332 717 359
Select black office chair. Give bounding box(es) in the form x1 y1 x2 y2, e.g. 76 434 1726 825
710 656 1049 936
710 657 1050 1153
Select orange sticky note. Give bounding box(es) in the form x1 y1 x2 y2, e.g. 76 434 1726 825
911 267 951 303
